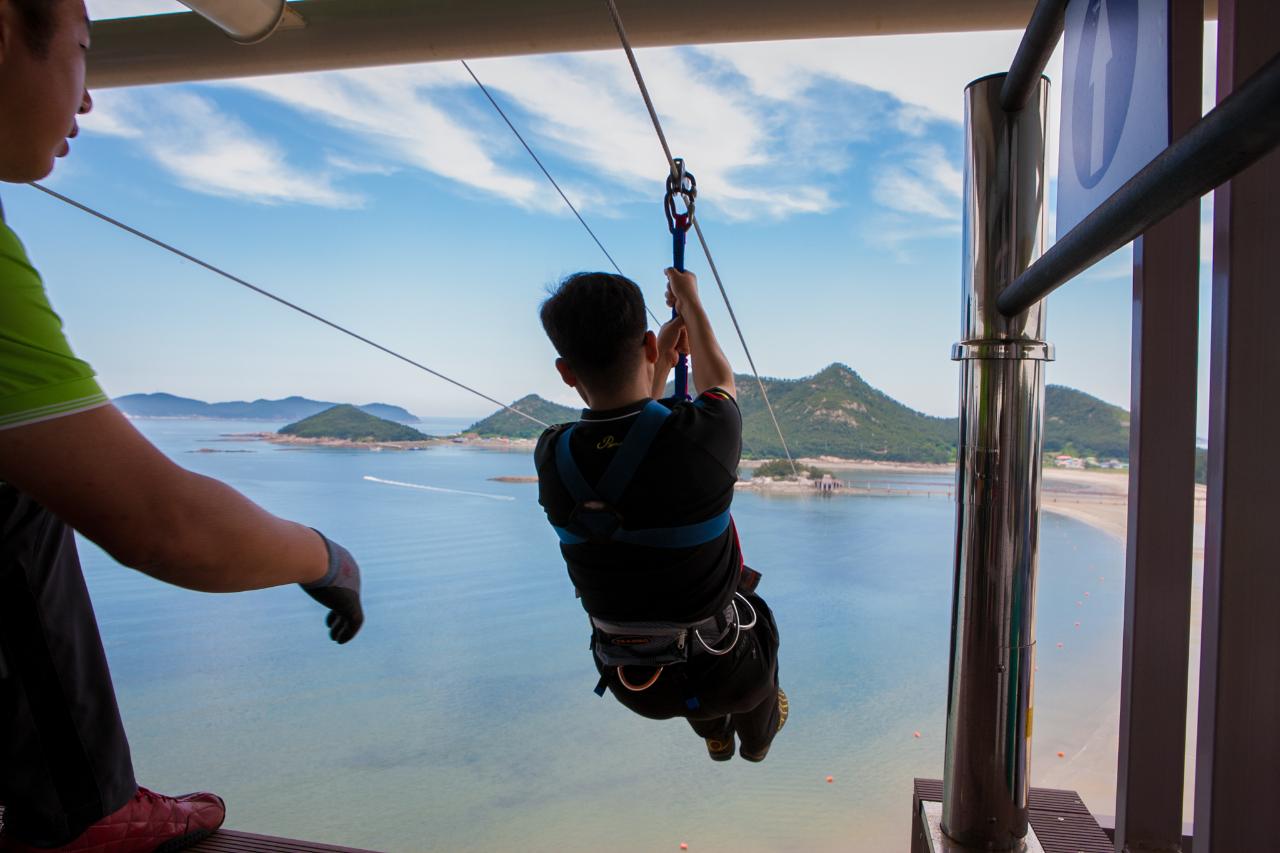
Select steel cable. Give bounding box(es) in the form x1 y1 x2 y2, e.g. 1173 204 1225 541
459 59 662 327
29 182 550 429
603 0 798 473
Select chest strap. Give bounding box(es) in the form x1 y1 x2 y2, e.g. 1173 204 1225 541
552 399 730 548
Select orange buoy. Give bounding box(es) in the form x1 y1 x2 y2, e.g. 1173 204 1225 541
1057 751 1065 758
680 844 689 850
826 775 834 783
1084 591 1091 597
1056 642 1064 648
913 731 922 739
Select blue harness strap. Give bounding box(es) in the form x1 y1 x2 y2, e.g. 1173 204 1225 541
552 399 730 548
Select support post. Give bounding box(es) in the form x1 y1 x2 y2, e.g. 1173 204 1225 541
1113 1 1202 850
942 74 1051 851
1193 0 1280 850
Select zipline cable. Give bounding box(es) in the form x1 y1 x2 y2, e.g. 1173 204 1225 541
603 0 799 474
29 182 550 429
459 60 662 327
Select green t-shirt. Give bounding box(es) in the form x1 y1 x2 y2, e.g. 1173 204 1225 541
0 220 108 430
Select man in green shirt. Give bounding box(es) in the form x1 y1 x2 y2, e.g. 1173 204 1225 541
0 2 365 851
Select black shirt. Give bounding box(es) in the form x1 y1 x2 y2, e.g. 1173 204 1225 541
535 389 742 624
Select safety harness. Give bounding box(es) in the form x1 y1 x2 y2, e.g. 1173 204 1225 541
551 400 729 549
551 398 755 696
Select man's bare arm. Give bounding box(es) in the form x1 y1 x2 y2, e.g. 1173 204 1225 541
0 404 327 592
665 268 735 398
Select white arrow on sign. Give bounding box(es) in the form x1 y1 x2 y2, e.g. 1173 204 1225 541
1089 0 1114 176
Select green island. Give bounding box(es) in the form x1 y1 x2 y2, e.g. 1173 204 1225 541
266 366 1203 483
279 405 428 442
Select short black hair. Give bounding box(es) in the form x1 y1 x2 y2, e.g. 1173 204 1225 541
540 272 649 391
12 0 58 56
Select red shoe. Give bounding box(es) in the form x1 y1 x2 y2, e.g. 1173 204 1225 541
0 787 225 852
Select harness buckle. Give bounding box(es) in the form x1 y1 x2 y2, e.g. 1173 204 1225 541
568 500 624 545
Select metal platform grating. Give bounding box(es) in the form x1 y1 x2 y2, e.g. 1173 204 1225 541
913 778 1113 853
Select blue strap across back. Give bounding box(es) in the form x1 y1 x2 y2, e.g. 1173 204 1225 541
552 400 730 548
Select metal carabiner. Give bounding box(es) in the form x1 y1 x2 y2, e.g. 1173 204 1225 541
664 158 697 234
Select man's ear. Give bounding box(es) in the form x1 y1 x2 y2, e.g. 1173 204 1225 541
554 357 578 388
642 330 659 365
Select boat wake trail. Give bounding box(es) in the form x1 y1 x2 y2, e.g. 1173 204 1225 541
363 475 516 502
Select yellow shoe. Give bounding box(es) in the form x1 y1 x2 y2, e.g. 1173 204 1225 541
741 688 788 762
706 734 735 762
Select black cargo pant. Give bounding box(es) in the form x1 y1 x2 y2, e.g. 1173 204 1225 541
595 591 783 757
0 488 136 846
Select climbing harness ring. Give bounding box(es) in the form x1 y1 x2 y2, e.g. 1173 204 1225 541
617 665 665 692
664 159 697 235
694 592 758 656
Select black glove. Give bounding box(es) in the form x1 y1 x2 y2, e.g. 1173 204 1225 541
300 530 364 644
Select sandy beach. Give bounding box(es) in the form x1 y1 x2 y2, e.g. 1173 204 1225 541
236 432 538 452
1036 468 1205 825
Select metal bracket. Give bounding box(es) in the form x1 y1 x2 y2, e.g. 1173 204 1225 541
920 801 1046 853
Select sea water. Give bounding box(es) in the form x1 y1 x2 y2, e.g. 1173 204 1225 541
78 420 1125 852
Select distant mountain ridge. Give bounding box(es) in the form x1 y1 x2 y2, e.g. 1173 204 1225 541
467 365 1134 465
115 393 419 424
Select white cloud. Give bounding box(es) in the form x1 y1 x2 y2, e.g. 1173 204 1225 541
77 89 142 138
872 144 962 220
78 28 1089 226
702 31 1045 125
80 90 358 207
226 66 546 209
220 53 840 221
866 217 960 261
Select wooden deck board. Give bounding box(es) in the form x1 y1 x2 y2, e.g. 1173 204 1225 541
913 779 1113 853
0 808 381 853
187 829 382 852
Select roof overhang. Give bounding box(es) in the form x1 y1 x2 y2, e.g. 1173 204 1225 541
87 0 1121 89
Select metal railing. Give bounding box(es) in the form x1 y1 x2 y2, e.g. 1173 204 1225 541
930 0 1280 851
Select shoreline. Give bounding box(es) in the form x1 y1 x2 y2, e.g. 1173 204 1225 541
237 432 538 452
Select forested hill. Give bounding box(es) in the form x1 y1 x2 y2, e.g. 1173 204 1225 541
466 367 1135 465
465 365 953 460
735 363 955 462
279 405 427 442
1043 385 1131 460
116 393 419 423
468 394 579 438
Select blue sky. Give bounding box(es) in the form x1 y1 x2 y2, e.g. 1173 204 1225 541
3 1 1217 432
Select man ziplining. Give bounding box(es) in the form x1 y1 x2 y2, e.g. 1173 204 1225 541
534 267 787 762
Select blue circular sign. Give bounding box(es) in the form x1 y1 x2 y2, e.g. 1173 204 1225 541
1072 0 1140 188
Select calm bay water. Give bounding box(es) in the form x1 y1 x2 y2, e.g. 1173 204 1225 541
78 420 1126 853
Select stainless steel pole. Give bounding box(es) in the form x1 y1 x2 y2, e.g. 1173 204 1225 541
942 73 1051 851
